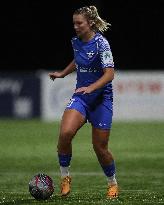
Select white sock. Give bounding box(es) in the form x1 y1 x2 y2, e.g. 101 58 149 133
60 166 70 177
107 174 117 185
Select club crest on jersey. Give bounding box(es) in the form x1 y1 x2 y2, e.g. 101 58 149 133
86 51 95 59
102 50 113 64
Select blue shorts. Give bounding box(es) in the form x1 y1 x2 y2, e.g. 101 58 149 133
65 95 113 130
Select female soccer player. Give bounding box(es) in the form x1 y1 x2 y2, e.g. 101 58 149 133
49 5 119 199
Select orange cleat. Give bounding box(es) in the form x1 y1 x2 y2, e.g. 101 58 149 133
60 176 71 197
107 184 119 199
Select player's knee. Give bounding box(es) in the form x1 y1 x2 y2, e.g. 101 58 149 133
92 141 107 154
92 142 101 153
57 129 74 152
60 129 76 141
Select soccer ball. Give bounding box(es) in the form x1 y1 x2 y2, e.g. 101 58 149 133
29 173 54 200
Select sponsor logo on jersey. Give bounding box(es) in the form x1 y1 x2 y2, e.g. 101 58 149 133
77 66 99 73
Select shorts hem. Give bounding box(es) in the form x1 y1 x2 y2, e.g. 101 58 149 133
91 124 112 130
65 107 86 120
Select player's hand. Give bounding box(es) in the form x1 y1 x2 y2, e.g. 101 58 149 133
48 72 64 81
75 86 94 94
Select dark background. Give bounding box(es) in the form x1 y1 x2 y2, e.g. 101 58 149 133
1 0 164 72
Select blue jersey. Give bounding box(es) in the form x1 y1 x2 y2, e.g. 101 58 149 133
71 32 114 105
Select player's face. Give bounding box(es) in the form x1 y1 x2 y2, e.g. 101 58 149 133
73 14 92 38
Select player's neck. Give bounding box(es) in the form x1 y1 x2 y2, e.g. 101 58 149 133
82 31 96 42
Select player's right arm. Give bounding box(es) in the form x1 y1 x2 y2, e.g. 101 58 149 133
49 60 76 81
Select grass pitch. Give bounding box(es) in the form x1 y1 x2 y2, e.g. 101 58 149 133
0 119 164 205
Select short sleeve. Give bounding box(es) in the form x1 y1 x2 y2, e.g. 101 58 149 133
99 38 114 68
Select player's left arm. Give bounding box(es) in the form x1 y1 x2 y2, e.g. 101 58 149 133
75 68 114 94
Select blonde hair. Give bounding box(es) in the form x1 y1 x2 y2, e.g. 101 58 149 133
74 5 111 33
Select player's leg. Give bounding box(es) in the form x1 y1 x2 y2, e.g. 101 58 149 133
89 100 118 198
57 98 86 196
92 128 113 165
92 128 117 183
92 127 118 198
58 109 85 155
